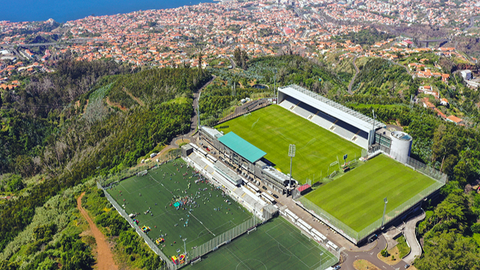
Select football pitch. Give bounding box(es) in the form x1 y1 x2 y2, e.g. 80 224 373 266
304 155 439 232
186 217 337 270
216 105 362 184
106 159 252 257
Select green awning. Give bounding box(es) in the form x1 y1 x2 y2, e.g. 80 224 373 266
218 132 266 163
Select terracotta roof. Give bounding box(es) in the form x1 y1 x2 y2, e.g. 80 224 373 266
297 184 311 192
446 115 463 123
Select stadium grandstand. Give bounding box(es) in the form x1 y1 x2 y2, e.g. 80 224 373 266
198 126 296 195
277 84 385 149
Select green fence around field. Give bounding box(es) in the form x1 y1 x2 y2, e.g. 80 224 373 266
99 181 177 270
98 157 263 270
298 179 444 243
188 216 258 260
296 229 340 270
372 145 448 183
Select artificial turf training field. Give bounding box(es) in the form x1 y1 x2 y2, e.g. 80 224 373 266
186 217 337 270
216 105 362 184
303 155 440 232
106 159 252 257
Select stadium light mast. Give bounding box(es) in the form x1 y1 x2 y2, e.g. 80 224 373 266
288 144 296 189
274 69 277 102
183 238 187 257
371 109 376 147
381 197 388 228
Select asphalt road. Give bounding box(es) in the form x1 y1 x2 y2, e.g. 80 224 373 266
403 210 425 264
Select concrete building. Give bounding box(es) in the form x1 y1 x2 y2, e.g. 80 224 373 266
198 126 295 194
276 85 413 165
460 70 473 81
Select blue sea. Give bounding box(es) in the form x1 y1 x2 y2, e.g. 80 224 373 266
0 0 216 23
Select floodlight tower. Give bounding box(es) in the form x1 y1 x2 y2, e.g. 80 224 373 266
381 197 388 228
273 69 277 102
288 144 296 189
370 109 376 147
372 109 375 132
183 238 187 257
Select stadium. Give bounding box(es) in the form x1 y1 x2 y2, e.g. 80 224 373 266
99 84 446 269
199 84 446 244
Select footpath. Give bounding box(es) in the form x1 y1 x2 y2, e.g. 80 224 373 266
77 192 118 270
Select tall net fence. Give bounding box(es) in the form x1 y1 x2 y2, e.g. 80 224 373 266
405 156 447 183
98 182 177 270
99 150 182 188
98 164 152 187
217 99 271 124
298 179 444 243
188 217 258 261
297 198 359 243
293 223 340 269
97 157 264 269
369 147 447 183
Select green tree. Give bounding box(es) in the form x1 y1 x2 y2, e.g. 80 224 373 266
434 190 469 232
233 47 241 67
415 232 480 270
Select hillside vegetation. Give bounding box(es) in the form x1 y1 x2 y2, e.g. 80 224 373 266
0 59 211 269
352 58 412 98
201 55 348 125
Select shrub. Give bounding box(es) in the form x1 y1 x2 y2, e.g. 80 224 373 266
381 249 389 257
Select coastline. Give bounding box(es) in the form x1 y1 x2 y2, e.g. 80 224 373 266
0 0 217 23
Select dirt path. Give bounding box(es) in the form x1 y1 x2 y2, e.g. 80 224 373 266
348 55 359 94
77 192 118 270
124 88 145 106
106 96 127 111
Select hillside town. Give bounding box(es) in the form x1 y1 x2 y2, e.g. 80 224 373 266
0 0 479 70
0 0 479 117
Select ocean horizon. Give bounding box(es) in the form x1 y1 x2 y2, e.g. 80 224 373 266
0 0 216 23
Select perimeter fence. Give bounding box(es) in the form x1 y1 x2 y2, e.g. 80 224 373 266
98 181 177 269
187 216 258 261
217 98 271 124
98 157 264 269
289 216 340 269
298 178 444 244
370 146 448 183
99 150 182 188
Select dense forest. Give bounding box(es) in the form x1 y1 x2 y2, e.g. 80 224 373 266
0 59 211 268
0 60 131 174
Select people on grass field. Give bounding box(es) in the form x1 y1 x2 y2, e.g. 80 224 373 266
119 160 238 252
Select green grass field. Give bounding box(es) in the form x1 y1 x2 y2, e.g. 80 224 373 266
216 105 362 184
186 217 337 270
106 159 251 257
304 155 438 232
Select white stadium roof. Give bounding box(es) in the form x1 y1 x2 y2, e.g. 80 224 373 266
278 84 385 133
